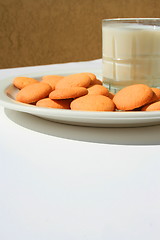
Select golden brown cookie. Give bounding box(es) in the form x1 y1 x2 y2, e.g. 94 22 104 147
83 72 96 82
113 84 153 110
92 79 102 85
141 101 160 111
49 87 88 99
87 84 109 96
16 82 52 103
108 92 115 100
13 77 39 89
83 72 102 86
71 95 115 111
55 73 91 89
89 79 103 86
149 88 160 103
41 75 63 90
36 98 71 109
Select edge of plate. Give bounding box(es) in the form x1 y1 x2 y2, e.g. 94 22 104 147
0 69 160 122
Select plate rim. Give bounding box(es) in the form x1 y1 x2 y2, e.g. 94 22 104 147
0 69 160 124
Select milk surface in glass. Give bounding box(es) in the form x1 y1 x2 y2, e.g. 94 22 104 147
102 20 160 92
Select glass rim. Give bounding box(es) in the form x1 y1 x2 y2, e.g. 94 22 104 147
102 18 160 22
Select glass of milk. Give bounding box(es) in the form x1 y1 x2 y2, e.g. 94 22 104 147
102 18 160 92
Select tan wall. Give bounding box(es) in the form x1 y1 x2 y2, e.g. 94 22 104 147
0 0 160 68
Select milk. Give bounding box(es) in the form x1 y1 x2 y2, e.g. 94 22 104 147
102 22 160 92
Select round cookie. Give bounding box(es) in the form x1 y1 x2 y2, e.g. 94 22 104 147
89 79 102 86
141 101 160 111
71 95 115 111
49 87 88 99
152 88 160 99
108 92 115 100
41 75 63 90
83 72 96 81
55 73 91 89
13 77 38 89
83 72 102 86
87 84 109 96
91 79 102 86
16 82 52 103
113 84 153 110
149 87 160 103
36 98 71 109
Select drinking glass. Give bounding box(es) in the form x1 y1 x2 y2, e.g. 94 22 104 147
102 18 160 93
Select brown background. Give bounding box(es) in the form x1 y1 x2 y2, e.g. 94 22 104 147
0 0 160 68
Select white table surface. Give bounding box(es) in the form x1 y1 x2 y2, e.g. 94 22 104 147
0 59 160 240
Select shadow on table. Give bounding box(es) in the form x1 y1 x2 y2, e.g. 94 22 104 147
4 108 160 145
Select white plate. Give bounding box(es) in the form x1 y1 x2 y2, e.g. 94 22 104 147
0 69 160 127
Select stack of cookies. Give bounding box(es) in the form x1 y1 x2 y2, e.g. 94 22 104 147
14 73 160 111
